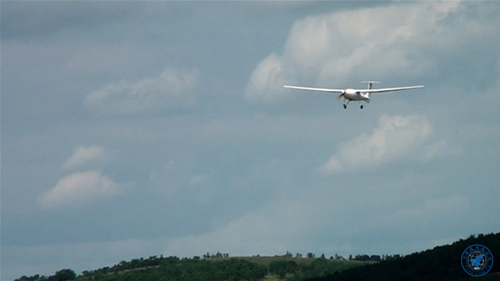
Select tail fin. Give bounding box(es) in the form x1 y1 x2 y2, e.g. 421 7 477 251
361 81 381 90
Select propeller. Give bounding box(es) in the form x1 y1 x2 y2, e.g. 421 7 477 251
337 85 349 100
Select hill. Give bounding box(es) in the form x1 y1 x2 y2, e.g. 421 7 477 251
13 233 500 281
13 255 369 281
307 233 500 281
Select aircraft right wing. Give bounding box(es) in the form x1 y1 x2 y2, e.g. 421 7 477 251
364 85 424 94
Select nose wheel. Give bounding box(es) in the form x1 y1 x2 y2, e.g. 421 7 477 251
360 105 363 109
343 104 347 109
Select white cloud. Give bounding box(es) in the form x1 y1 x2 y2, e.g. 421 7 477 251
62 145 107 169
245 53 294 104
40 170 121 209
84 67 199 116
245 2 460 103
321 114 461 175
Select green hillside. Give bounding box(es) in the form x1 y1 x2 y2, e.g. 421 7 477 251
13 254 369 281
307 233 500 281
14 233 500 281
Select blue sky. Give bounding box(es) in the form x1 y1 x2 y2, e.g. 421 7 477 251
2 1 500 280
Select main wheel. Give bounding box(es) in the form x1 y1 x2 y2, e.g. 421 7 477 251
360 105 364 109
343 104 347 109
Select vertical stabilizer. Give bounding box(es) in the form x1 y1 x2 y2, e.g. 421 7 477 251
361 81 381 90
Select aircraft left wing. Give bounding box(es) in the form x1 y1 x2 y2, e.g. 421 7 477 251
283 85 344 93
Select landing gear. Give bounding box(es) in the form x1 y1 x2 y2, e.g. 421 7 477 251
343 100 350 109
343 101 364 109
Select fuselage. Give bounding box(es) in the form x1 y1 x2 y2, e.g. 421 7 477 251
343 89 370 103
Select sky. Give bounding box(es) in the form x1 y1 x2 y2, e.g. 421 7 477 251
2 1 500 280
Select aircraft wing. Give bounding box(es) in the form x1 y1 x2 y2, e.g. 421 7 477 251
364 85 424 94
283 85 344 93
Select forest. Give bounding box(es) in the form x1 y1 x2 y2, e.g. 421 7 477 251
309 233 500 281
14 233 500 281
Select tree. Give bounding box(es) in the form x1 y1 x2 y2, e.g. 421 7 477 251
269 260 298 279
48 269 76 281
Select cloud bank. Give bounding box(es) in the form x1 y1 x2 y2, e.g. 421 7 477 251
245 2 460 103
321 114 461 175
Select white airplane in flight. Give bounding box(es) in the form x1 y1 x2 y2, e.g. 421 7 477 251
284 81 424 109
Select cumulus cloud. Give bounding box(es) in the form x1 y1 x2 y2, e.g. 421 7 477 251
62 145 107 169
245 53 294 104
40 170 121 209
321 114 461 175
245 2 460 103
84 67 199 116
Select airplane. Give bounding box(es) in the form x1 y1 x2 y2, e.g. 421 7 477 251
283 81 424 109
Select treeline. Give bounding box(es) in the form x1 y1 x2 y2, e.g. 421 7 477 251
15 257 268 281
13 269 76 281
281 251 401 262
349 254 402 262
15 254 367 281
307 233 500 281
80 255 166 277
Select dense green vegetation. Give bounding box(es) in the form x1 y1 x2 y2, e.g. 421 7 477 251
14 269 77 281
307 233 500 281
15 257 268 281
268 257 368 281
14 255 367 281
14 233 500 281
